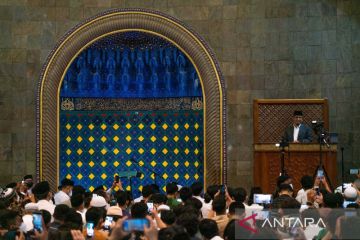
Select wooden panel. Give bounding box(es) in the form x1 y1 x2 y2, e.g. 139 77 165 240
254 144 337 194
253 99 328 143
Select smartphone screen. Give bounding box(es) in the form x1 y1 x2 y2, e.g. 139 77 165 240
317 169 324 178
350 169 360 175
147 202 153 213
122 218 150 232
104 216 113 231
115 175 119 183
86 222 95 237
253 194 272 204
32 213 43 233
110 199 117 206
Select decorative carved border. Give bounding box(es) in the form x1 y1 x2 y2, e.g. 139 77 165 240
37 9 226 191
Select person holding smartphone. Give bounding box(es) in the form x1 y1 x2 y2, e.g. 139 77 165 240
106 175 124 196
84 207 108 240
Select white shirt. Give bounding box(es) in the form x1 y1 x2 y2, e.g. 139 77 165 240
134 196 143 203
37 199 56 215
293 124 300 142
54 190 71 207
202 200 212 218
304 224 323 240
76 209 87 224
245 204 264 218
296 188 311 205
210 236 224 240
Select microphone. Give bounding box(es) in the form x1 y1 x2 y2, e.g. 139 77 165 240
322 136 330 148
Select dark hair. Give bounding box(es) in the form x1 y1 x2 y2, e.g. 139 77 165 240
142 185 154 198
324 193 342 208
176 212 199 237
126 190 133 201
72 185 86 196
190 182 203 196
54 204 71 221
248 187 262 205
83 192 93 209
85 207 105 226
232 187 247 203
114 190 127 206
160 210 176 225
206 185 220 201
40 209 52 226
229 201 245 215
199 219 219 239
150 193 168 205
151 184 160 194
173 204 198 218
204 193 212 203
0 209 19 229
300 175 313 190
158 226 190 240
166 182 178 195
272 195 300 213
278 184 293 193
277 175 291 187
70 194 84 208
185 197 202 213
34 192 49 201
301 208 320 223
212 195 226 214
179 187 192 202
65 209 83 230
131 202 148 218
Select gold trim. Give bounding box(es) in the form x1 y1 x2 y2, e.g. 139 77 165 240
40 10 224 188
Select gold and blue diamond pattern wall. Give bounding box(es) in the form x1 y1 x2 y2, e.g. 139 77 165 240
60 110 203 197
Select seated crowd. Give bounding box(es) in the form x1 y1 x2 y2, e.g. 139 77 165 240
0 173 360 240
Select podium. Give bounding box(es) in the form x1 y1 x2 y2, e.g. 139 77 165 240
253 143 337 193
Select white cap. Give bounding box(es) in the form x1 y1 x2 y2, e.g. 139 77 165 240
107 206 122 216
177 185 183 191
90 195 108 209
344 186 358 200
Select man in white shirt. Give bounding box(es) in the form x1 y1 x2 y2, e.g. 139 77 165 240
283 110 313 143
296 175 313 204
32 181 56 216
54 178 74 207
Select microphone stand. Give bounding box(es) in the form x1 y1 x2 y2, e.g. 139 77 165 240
341 147 345 193
277 139 289 176
313 123 332 190
130 158 162 188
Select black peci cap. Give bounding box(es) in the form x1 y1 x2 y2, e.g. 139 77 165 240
32 181 50 195
59 178 74 188
293 110 303 116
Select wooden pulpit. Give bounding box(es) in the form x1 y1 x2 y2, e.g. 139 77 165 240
253 99 337 193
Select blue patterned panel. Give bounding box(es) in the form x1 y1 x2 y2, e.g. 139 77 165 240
60 110 203 197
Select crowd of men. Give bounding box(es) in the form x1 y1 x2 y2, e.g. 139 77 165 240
0 173 360 240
